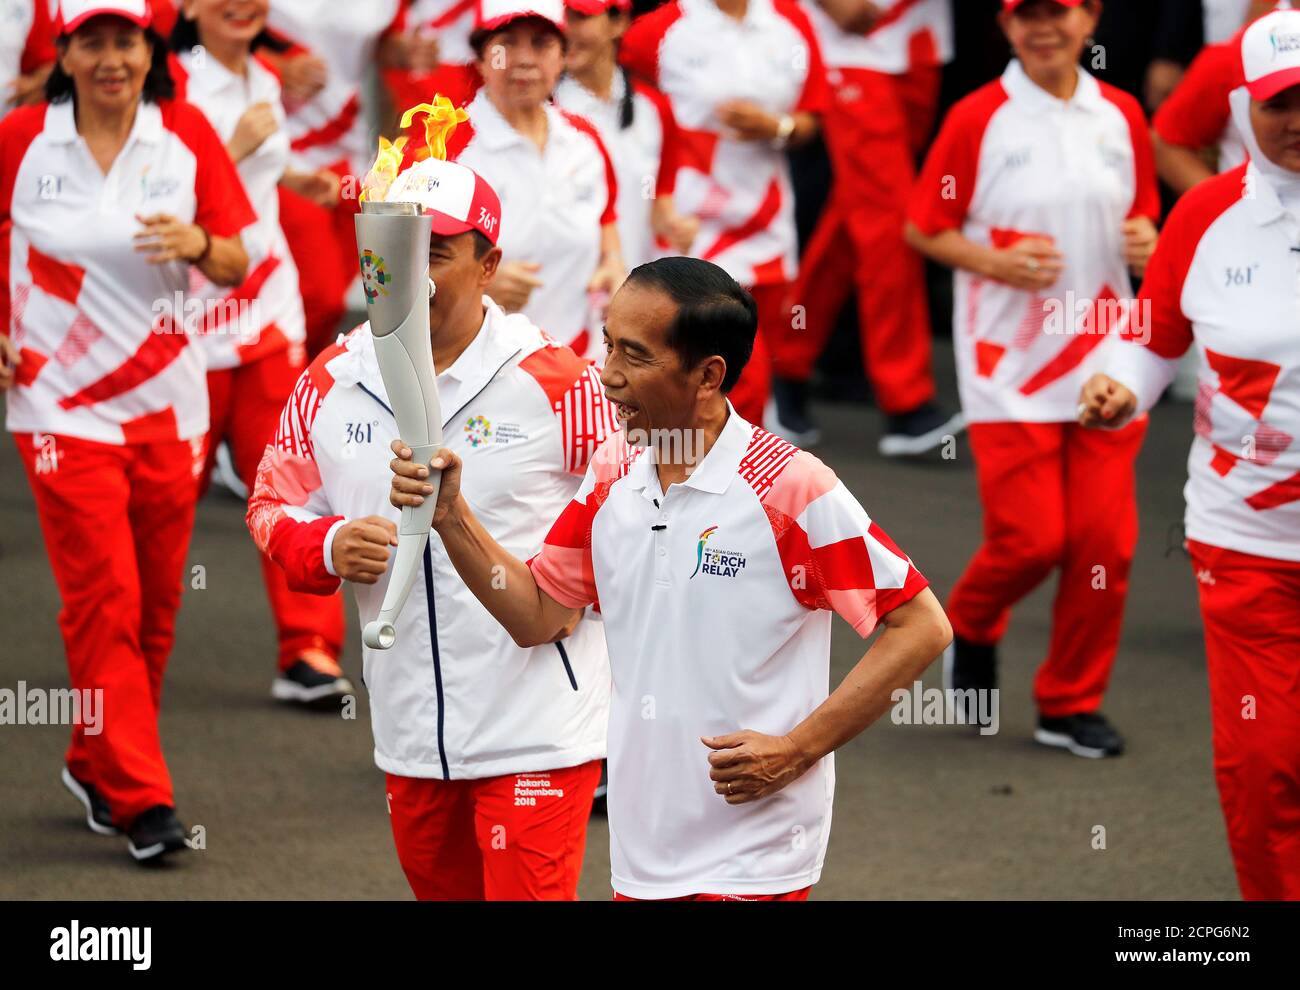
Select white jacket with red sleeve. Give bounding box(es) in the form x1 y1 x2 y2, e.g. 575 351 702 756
1106 161 1300 563
247 298 617 779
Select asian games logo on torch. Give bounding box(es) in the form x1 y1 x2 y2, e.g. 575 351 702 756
359 249 391 302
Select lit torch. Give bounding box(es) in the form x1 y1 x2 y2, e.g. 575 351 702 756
356 96 468 651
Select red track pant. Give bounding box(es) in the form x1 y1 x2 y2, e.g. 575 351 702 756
15 431 204 824
385 760 602 900
278 169 360 358
204 350 345 671
947 419 1147 716
774 66 940 414
1188 539 1300 900
727 282 783 425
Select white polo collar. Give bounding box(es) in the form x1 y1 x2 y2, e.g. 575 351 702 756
46 97 164 146
1242 161 1289 227
466 89 575 155
626 402 753 500
1001 60 1104 117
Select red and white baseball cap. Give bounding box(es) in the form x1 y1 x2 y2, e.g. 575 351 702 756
1001 0 1086 11
385 158 504 246
476 0 567 34
56 0 151 35
1241 9 1300 100
566 0 632 15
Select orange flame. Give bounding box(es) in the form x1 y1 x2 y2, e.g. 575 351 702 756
359 135 408 204
400 95 469 163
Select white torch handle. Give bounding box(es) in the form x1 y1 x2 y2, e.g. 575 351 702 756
355 204 441 651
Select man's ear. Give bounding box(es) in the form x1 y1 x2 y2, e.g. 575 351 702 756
479 245 503 286
697 355 727 398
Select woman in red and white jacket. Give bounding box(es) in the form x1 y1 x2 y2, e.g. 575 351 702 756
553 0 696 272
168 0 347 706
0 0 251 862
1081 9 1300 900
905 0 1160 759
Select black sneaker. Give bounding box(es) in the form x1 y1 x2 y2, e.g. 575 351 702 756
765 377 822 446
879 402 965 457
126 805 189 862
942 635 997 724
61 767 119 836
1035 712 1126 759
271 650 354 708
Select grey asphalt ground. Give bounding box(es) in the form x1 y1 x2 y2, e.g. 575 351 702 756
0 340 1238 900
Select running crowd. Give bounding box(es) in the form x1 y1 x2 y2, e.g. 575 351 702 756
0 0 1297 902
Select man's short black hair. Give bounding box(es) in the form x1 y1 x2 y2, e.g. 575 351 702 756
625 257 758 393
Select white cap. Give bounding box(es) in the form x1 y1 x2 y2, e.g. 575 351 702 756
56 0 151 35
1242 8 1300 100
476 0 567 36
385 158 503 246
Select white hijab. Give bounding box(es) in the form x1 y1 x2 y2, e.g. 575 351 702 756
1231 83 1300 217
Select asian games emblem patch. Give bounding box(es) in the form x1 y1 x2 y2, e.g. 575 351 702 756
464 415 492 448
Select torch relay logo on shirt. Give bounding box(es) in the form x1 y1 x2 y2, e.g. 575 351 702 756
689 526 747 579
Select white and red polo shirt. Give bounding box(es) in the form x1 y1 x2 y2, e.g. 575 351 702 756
449 89 617 360
173 49 306 371
1153 34 1246 175
619 0 830 288
1 99 255 444
1106 162 1300 563
266 0 403 178
247 299 617 779
553 71 680 271
528 404 929 898
802 0 953 75
909 60 1160 424
0 0 55 122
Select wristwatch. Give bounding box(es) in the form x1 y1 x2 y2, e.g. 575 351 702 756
770 114 796 150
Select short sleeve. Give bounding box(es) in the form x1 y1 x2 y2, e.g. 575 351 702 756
1152 42 1237 152
164 102 257 238
907 85 1007 237
760 449 929 639
528 483 601 610
775 0 831 115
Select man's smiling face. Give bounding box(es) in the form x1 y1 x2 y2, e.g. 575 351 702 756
600 280 702 443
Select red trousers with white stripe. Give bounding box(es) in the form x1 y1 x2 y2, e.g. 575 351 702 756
15 431 204 824
727 282 781 425
1188 539 1300 901
772 66 940 414
947 419 1147 716
385 760 602 900
203 349 346 671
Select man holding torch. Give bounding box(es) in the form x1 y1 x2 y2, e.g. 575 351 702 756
390 256 952 899
246 112 617 900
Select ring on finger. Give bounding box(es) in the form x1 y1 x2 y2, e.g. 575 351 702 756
1026 258 1041 273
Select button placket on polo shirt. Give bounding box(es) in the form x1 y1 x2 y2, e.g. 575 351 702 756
651 484 673 588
